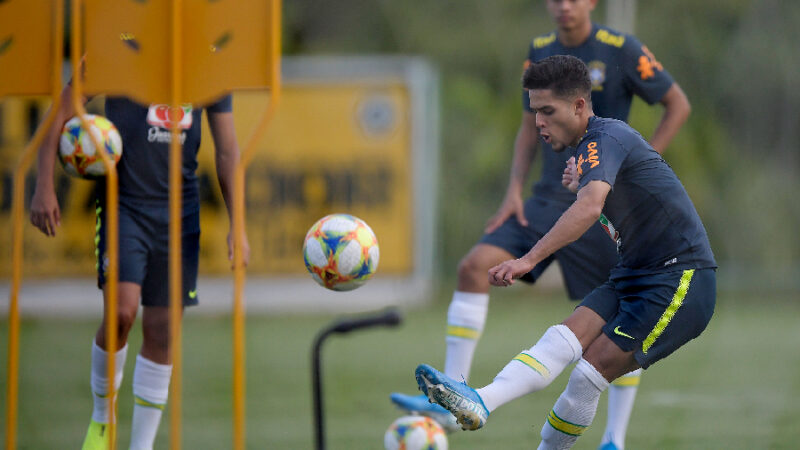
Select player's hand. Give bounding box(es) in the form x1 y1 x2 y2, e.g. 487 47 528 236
562 157 580 193
29 186 61 237
227 229 250 269
488 257 534 287
485 193 528 234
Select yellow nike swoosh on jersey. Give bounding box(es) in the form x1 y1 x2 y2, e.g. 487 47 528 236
188 290 197 299
613 326 635 340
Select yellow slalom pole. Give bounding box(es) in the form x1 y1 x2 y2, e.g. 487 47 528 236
169 0 185 448
5 3 64 449
71 1 121 449
231 1 282 449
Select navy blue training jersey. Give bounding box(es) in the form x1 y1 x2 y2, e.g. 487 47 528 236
575 116 716 277
104 95 232 205
523 23 674 203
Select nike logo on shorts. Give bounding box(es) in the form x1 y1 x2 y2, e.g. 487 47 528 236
613 326 635 340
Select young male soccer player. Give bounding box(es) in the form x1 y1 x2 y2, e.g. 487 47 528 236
29 83 249 449
391 1 690 447
413 54 716 449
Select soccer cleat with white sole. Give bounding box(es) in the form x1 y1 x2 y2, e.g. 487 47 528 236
414 363 489 431
389 392 461 433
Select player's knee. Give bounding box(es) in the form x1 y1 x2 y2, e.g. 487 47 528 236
457 253 488 284
117 308 138 331
582 341 638 382
101 309 137 342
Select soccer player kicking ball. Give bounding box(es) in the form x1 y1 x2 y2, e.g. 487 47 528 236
413 55 716 449
392 1 690 447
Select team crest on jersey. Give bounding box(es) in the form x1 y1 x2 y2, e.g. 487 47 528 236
146 104 193 130
587 61 606 91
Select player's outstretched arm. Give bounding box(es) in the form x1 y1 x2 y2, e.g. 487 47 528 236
484 111 540 233
208 109 250 268
488 180 610 286
649 83 690 154
30 84 80 237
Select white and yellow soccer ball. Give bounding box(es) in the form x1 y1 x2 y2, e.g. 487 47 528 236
59 114 123 179
302 213 379 291
384 415 448 450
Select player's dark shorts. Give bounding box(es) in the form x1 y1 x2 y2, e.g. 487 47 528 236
580 268 716 369
479 196 618 300
95 198 200 307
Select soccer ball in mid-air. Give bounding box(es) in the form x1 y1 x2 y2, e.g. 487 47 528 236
303 213 379 291
384 415 448 450
59 114 122 179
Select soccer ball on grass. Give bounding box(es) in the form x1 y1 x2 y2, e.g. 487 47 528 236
384 415 448 450
302 213 379 291
59 114 122 179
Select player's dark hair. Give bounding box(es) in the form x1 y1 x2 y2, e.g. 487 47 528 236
522 55 591 100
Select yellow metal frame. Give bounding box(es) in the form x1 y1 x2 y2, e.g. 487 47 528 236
70 0 123 448
4 2 64 449
4 1 281 448
231 4 282 448
168 1 185 448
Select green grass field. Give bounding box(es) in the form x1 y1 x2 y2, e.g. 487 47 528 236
2 286 800 449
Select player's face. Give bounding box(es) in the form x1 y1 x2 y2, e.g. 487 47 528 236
529 89 584 152
546 0 597 31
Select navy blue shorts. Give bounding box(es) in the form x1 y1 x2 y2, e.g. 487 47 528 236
580 268 716 369
480 196 618 300
96 199 200 307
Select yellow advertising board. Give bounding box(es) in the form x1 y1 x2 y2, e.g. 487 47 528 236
0 57 438 304
197 83 413 274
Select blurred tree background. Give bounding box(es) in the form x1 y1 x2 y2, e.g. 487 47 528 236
287 0 800 291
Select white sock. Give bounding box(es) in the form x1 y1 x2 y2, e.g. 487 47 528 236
600 368 642 450
130 355 172 450
90 341 128 424
476 324 582 412
444 291 489 382
539 358 609 450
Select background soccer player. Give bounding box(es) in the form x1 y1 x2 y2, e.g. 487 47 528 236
29 81 249 449
392 1 689 447
415 54 716 450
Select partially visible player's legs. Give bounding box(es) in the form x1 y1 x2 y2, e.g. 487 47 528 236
541 269 716 449
129 218 198 449
415 306 606 430
599 369 642 450
475 325 579 412
539 334 638 450
476 306 603 412
554 223 632 450
397 198 558 429
130 305 176 450
391 243 512 431
83 281 141 450
445 243 514 380
539 358 610 450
